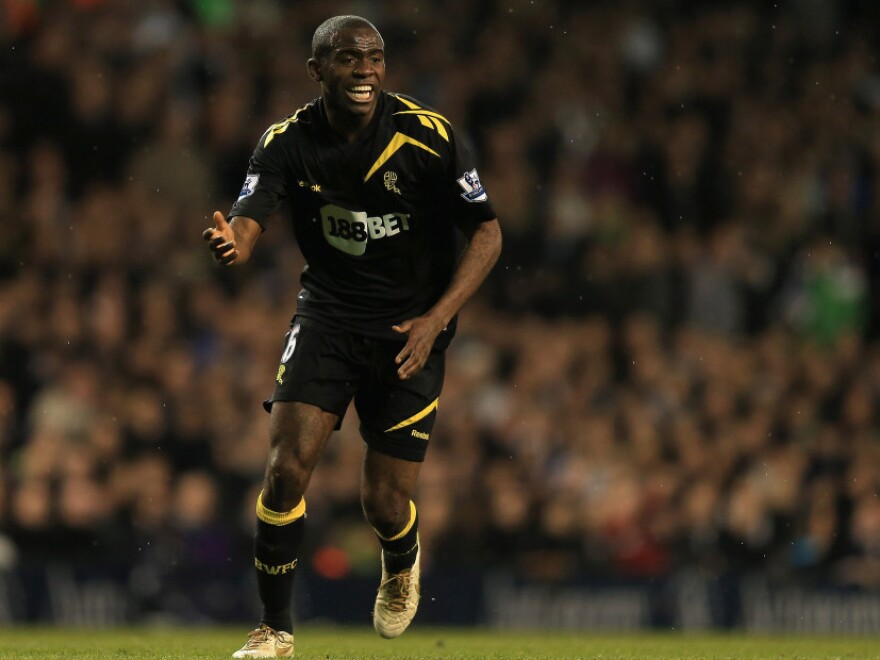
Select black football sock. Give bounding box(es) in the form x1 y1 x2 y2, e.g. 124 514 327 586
254 491 306 634
374 500 419 574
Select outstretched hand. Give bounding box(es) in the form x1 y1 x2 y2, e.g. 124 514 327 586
202 211 238 265
392 314 445 380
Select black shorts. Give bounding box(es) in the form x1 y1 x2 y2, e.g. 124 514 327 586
264 316 445 462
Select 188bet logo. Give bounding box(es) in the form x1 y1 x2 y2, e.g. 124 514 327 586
320 204 410 255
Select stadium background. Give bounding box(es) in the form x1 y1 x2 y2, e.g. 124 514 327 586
3 0 880 632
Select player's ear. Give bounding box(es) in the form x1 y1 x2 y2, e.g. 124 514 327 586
307 58 322 83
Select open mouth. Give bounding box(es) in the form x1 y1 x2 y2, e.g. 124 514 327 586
346 85 374 103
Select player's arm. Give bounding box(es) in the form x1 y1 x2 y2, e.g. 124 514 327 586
206 118 290 266
202 212 263 266
393 218 502 380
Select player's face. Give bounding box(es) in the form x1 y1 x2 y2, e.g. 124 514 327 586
319 27 386 118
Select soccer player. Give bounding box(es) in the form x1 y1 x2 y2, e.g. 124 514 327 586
202 15 502 659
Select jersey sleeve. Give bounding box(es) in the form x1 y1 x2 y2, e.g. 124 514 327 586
227 132 288 228
441 124 497 235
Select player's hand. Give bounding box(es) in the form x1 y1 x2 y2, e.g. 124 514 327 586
392 314 445 380
202 211 239 265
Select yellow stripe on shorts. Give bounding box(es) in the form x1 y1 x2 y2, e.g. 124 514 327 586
384 398 439 433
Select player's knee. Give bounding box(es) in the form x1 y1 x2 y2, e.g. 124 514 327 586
263 445 310 510
361 489 410 536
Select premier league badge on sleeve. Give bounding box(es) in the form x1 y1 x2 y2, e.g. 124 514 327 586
456 168 488 202
238 173 260 198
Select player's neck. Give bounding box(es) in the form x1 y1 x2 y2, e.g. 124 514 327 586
324 100 377 143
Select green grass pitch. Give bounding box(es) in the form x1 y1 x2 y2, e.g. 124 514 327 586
0 626 879 659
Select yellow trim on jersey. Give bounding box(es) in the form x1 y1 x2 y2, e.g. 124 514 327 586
392 109 451 126
392 95 450 123
394 108 451 125
429 116 449 141
391 95 451 141
394 111 450 141
384 398 439 433
364 132 440 182
414 113 434 129
375 501 417 541
262 104 309 148
256 491 306 526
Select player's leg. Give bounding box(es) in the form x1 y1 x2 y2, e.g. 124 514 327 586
362 448 422 566
235 317 358 659
258 402 337 623
235 401 337 659
355 346 444 638
362 449 423 639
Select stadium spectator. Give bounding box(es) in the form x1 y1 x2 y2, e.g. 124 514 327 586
4 0 880 627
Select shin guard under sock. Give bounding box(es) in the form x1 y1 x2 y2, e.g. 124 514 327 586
254 491 305 633
374 500 419 574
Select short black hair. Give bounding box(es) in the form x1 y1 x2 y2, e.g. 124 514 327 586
311 15 381 60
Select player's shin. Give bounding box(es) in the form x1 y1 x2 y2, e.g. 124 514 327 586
373 500 419 572
253 491 306 634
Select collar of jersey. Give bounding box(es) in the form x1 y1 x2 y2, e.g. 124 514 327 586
318 92 386 145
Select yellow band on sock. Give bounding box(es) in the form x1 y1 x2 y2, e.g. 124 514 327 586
375 500 417 541
256 490 306 526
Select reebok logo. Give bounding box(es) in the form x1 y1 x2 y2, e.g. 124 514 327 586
410 429 430 440
255 557 298 575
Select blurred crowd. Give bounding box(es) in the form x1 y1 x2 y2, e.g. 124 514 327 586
3 0 880 620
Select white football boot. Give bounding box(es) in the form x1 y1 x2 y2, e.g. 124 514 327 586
232 624 294 658
373 544 421 639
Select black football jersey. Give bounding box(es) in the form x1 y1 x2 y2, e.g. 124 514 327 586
228 92 496 346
